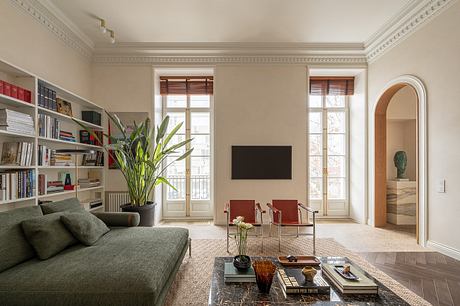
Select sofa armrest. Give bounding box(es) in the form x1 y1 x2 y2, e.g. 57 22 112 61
92 212 140 227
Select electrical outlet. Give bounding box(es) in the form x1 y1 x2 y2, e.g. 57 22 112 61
437 179 446 193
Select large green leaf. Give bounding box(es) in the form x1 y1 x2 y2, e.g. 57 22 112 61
156 116 170 144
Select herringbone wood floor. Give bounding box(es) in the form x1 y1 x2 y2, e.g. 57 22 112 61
360 252 460 306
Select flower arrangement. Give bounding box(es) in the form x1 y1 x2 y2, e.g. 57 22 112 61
233 216 253 258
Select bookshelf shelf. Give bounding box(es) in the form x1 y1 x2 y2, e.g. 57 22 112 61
37 189 76 199
38 166 76 169
0 196 37 205
78 186 104 192
0 59 106 212
37 136 103 149
0 93 35 108
0 129 35 139
0 165 35 169
89 206 104 212
78 166 104 169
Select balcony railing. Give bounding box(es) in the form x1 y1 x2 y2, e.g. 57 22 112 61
166 175 210 200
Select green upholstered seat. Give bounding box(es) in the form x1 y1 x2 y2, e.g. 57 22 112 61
0 206 43 272
0 227 189 306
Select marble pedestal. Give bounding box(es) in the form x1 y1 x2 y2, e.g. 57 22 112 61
386 180 416 225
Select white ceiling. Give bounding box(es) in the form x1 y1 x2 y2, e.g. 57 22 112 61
47 0 412 45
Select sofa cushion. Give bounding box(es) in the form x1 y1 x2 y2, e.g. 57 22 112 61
0 227 189 306
61 211 110 246
22 213 78 260
0 206 43 272
40 198 83 214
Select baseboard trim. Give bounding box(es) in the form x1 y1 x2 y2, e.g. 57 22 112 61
427 240 460 260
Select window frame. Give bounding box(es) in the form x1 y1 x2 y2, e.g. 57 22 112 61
308 94 350 217
161 94 214 218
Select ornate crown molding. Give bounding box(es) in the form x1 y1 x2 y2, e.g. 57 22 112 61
8 0 459 65
10 0 93 59
92 55 368 66
365 0 458 63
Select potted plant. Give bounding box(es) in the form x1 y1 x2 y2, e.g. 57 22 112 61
232 216 253 270
75 113 193 226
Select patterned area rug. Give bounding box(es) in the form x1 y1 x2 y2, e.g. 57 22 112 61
165 237 430 306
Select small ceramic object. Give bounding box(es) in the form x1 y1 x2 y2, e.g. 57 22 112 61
301 266 317 282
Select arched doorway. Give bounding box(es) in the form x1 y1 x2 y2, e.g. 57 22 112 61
371 75 427 245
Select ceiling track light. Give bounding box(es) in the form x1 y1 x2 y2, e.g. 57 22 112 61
99 18 107 34
108 29 115 44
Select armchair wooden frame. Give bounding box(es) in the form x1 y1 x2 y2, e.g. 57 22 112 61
224 200 265 253
267 201 318 254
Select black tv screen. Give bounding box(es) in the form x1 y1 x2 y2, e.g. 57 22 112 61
231 146 292 179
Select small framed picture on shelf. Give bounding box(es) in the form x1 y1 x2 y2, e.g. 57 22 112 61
57 98 73 116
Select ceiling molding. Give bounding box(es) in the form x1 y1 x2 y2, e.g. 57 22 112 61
9 0 93 59
8 0 458 65
92 55 368 66
365 0 458 63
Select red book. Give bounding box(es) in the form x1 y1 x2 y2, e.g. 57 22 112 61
11 85 18 98
0 80 3 95
24 90 31 103
3 82 11 96
18 87 25 101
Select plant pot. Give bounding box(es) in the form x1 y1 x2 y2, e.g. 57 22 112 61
233 255 251 271
120 202 156 227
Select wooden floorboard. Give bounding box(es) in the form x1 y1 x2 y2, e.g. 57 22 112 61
360 251 460 306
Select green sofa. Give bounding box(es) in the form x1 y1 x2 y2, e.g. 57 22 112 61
0 199 190 306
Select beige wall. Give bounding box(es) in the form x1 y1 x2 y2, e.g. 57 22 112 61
0 1 91 98
386 86 417 181
91 64 154 191
368 1 460 253
349 70 367 223
214 65 307 224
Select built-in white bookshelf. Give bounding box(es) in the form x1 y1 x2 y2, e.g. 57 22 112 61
0 59 106 212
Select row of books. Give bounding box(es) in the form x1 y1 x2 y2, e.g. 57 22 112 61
0 80 32 103
37 83 57 111
0 109 35 135
82 152 104 166
38 174 65 195
38 113 61 139
1 142 34 166
51 153 74 167
79 130 103 146
0 170 35 201
78 178 101 189
59 130 76 142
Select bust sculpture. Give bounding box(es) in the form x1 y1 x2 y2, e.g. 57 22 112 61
393 151 407 179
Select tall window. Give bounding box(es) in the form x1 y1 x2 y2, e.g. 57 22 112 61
160 77 213 218
308 77 353 217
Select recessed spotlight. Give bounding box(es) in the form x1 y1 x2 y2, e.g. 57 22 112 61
99 19 107 34
108 30 115 44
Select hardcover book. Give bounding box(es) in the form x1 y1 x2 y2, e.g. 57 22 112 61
224 262 256 283
1 142 18 165
277 268 330 295
322 264 378 294
57 98 73 116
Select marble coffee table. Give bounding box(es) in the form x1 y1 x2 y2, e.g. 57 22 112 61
208 256 410 305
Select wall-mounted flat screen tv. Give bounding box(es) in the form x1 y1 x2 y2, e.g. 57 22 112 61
231 146 292 179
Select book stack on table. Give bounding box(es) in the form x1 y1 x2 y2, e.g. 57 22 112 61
224 263 255 283
322 263 378 294
277 268 330 296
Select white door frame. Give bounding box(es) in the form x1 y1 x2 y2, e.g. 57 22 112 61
368 75 427 246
